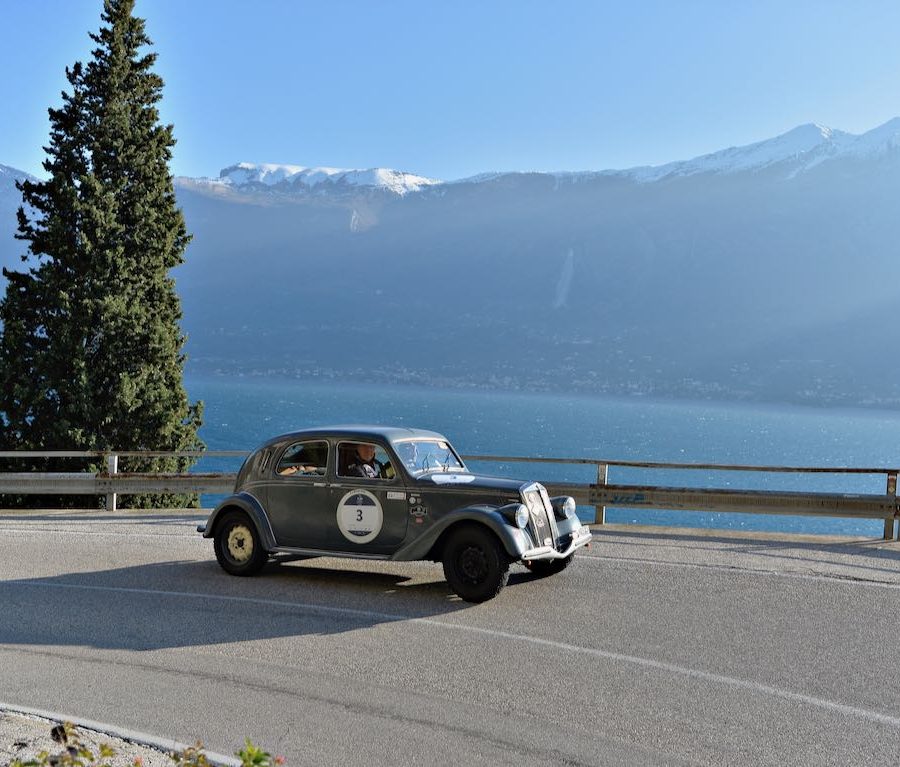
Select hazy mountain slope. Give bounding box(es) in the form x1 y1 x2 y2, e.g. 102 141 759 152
171 138 900 404
3 120 900 405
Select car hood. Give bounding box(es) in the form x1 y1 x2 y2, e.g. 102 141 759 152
413 473 527 494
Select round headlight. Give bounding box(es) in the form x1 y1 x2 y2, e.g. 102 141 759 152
551 495 578 520
515 504 530 529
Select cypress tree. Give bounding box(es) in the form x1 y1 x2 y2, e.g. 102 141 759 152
0 0 203 507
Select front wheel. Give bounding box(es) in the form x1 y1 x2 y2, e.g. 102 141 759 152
214 510 267 576
442 525 510 603
525 553 574 578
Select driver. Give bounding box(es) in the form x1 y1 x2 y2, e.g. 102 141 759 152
345 443 385 479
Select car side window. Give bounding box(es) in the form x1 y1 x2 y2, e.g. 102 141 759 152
276 440 328 477
337 441 395 480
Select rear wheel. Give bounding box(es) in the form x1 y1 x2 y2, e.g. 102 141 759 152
214 510 267 576
442 525 510 602
525 553 574 578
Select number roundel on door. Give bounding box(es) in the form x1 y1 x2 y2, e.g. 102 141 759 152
336 489 384 544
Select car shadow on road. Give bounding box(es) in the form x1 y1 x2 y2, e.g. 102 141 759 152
0 557 540 652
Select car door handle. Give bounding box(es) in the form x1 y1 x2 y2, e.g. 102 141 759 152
313 482 326 487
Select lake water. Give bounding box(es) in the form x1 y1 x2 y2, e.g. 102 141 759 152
186 375 900 537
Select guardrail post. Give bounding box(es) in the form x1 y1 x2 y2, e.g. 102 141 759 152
106 454 118 512
887 472 898 541
594 463 608 525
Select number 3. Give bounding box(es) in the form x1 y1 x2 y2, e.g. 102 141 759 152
356 509 363 522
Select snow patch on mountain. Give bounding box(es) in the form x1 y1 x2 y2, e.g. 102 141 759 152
627 123 850 181
208 162 441 196
612 119 900 182
0 164 37 185
0 164 37 211
450 120 900 188
553 249 575 309
841 117 900 158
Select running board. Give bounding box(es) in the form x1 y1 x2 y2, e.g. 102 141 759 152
271 546 391 561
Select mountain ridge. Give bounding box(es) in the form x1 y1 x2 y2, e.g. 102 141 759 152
173 117 900 199
2 119 900 407
6 117 900 198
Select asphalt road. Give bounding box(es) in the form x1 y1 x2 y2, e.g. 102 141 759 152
1 512 899 766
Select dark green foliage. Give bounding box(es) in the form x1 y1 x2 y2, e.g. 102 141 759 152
0 0 203 507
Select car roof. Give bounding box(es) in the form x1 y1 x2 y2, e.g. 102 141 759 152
256 425 449 450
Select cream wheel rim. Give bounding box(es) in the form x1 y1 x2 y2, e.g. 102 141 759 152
226 524 254 563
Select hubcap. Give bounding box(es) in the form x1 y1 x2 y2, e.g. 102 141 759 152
458 545 488 582
226 524 254 563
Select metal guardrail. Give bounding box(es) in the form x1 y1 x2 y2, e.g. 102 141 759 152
1 450 898 540
0 451 240 510
478 455 900 540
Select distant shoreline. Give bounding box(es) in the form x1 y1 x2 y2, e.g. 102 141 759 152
183 367 900 415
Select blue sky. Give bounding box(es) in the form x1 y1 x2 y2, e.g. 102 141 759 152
3 0 900 181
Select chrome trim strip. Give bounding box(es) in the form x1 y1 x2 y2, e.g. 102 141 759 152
272 546 391 561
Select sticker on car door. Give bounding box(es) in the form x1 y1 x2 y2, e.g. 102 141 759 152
336 489 384 544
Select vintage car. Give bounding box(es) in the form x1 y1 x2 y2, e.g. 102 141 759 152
198 425 592 602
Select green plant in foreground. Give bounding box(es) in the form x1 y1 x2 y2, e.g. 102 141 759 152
167 741 211 767
9 722 285 767
235 739 285 767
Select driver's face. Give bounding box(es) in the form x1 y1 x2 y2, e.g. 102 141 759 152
357 444 376 462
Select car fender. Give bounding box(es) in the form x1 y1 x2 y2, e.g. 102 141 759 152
199 492 277 551
549 495 582 537
390 506 532 562
554 512 584 538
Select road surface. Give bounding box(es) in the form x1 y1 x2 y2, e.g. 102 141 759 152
1 512 898 766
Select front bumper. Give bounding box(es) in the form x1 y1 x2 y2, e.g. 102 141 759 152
520 524 592 561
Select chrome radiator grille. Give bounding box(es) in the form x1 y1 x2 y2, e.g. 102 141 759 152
523 484 556 547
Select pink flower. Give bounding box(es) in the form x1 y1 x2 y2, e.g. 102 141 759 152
274 757 286 765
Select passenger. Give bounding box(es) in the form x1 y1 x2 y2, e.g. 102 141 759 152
279 463 317 476
278 445 325 475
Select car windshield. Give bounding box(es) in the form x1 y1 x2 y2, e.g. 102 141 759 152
393 439 467 476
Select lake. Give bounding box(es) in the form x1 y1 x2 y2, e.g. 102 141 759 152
186 375 900 537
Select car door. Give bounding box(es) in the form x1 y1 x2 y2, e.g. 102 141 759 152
263 439 333 548
325 440 410 555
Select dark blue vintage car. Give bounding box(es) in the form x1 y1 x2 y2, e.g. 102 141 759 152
199 425 592 602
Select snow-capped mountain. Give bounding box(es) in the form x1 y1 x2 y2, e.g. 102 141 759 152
605 118 900 182
174 118 900 203
526 118 900 186
181 162 441 197
164 117 900 406
840 117 900 158
5 117 900 406
620 123 854 181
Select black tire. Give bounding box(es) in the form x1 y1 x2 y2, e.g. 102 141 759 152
213 510 267 576
442 525 510 603
525 553 574 578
